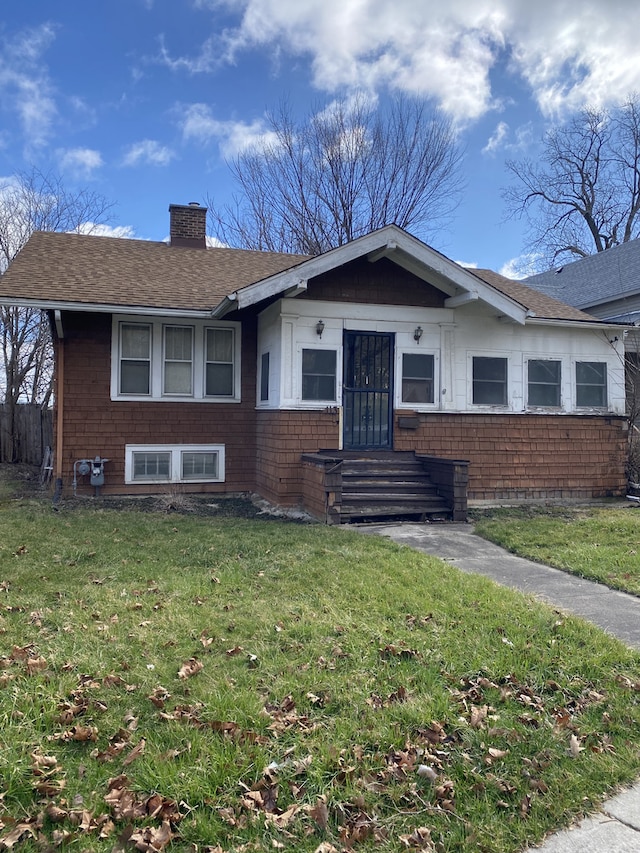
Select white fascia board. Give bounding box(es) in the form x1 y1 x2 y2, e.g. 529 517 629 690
0 297 214 319
525 317 633 331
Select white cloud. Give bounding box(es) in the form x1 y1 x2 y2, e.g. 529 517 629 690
499 252 543 279
482 121 509 155
0 24 58 148
57 147 104 179
179 103 279 158
77 222 136 239
122 139 176 167
162 1 640 124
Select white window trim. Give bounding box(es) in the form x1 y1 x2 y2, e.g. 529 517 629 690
396 348 439 410
111 316 241 402
125 444 225 484
296 344 341 407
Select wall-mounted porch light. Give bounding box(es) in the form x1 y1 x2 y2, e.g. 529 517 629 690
413 325 423 343
316 320 325 338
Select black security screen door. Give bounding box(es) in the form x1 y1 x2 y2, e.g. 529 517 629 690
343 331 394 449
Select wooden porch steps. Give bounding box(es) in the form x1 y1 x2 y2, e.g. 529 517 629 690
335 454 451 523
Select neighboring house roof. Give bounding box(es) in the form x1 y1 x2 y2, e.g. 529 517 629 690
0 224 617 327
525 238 640 312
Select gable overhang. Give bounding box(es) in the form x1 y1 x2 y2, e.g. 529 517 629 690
211 225 531 324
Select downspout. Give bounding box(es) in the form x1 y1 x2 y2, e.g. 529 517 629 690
53 311 64 506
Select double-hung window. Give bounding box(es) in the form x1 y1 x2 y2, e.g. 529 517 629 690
528 359 561 407
113 318 240 401
164 326 193 395
576 362 607 407
472 356 507 405
205 328 234 397
301 349 337 401
401 353 434 404
120 323 151 395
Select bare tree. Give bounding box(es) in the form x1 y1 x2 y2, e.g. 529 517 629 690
208 94 464 254
0 168 114 461
504 95 640 269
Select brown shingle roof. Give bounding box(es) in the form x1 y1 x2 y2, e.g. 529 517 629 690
0 229 612 325
0 231 310 312
472 268 600 322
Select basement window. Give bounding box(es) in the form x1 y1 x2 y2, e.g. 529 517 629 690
125 444 225 484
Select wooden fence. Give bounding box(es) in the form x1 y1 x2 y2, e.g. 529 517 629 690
0 404 53 465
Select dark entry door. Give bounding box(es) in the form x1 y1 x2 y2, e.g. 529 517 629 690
343 331 394 449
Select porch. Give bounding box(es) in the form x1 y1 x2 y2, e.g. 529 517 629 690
300 450 469 524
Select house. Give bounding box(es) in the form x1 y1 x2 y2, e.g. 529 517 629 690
0 203 631 522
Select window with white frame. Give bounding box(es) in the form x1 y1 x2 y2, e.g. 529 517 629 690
120 323 151 395
576 361 607 407
125 444 225 484
164 325 193 395
472 356 508 405
205 327 235 397
301 348 337 401
401 353 434 404
112 318 240 401
527 359 561 407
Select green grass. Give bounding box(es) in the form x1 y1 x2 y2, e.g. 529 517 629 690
1 484 640 851
473 505 640 596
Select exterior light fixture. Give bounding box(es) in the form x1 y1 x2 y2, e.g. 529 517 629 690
316 320 325 338
413 326 423 343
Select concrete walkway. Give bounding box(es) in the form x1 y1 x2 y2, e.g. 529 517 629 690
359 521 640 852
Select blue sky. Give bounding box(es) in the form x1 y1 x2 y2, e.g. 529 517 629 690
3 0 640 276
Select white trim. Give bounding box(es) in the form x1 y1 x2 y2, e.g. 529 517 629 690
125 444 225 484
111 315 241 403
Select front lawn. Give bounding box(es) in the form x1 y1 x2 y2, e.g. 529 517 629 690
1 488 640 851
472 505 640 596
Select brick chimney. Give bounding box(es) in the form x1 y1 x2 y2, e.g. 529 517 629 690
169 202 207 248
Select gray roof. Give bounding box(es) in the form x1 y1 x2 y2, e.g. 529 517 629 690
525 238 640 310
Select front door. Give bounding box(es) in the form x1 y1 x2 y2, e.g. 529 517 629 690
343 331 394 449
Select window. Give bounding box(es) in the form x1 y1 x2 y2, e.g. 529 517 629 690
472 356 507 405
302 349 337 401
528 359 561 407
125 444 225 484
132 450 171 481
576 361 607 407
181 451 218 480
402 353 434 404
164 326 193 395
113 318 240 402
260 352 270 402
206 328 234 397
120 323 151 394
